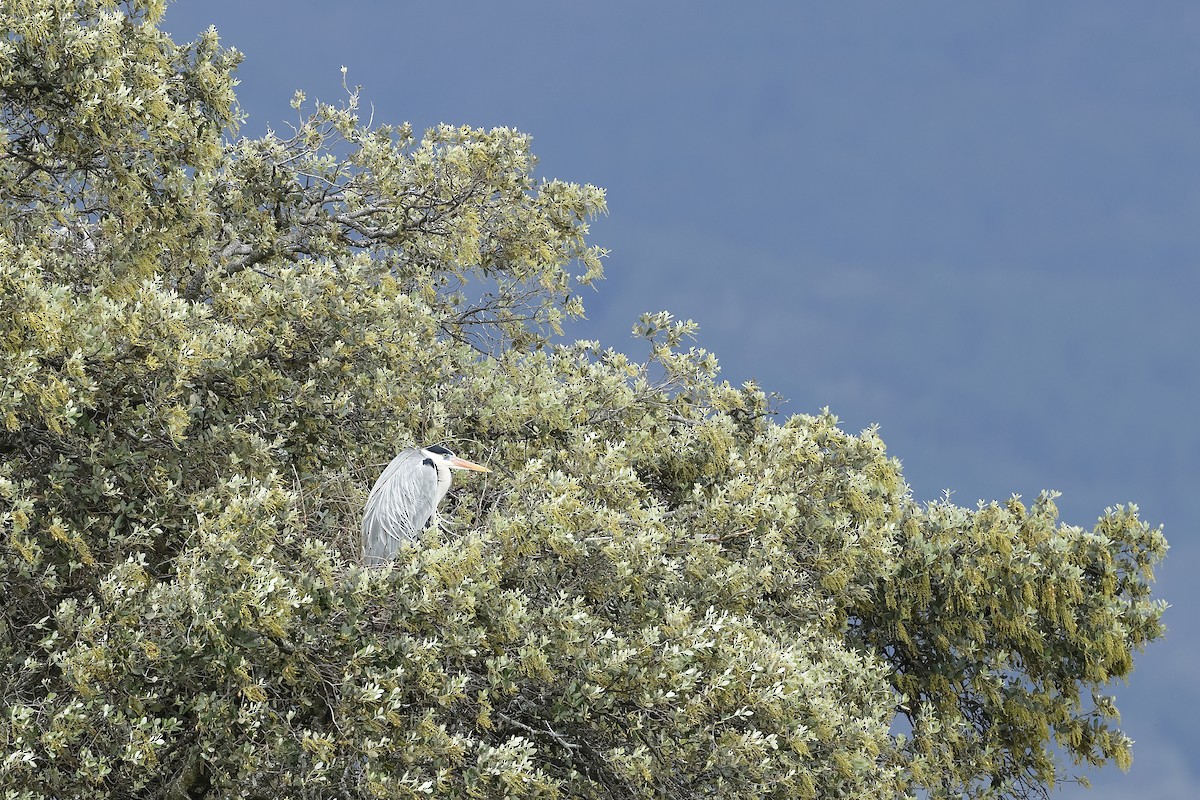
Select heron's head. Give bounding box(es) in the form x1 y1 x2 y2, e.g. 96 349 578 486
422 444 491 473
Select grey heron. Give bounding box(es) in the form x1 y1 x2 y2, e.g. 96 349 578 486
361 444 490 565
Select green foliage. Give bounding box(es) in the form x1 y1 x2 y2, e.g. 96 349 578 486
0 3 1167 798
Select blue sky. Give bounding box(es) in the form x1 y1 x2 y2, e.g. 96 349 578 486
164 2 1199 794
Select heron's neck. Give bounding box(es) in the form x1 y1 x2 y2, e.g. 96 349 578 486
433 461 453 506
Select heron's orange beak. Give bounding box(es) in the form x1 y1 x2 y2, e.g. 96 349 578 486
449 457 491 473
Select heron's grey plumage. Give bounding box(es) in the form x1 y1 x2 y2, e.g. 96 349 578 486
361 445 489 565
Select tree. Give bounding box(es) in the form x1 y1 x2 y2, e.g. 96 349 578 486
0 2 1168 798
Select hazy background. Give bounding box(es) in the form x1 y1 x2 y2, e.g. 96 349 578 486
163 2 1199 795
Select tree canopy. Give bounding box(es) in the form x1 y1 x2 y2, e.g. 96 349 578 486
0 2 1168 798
